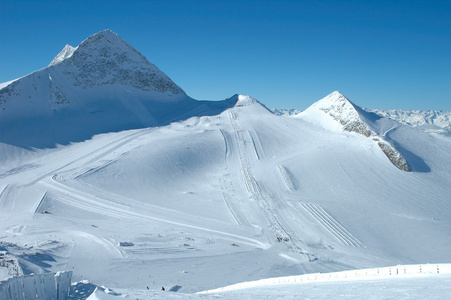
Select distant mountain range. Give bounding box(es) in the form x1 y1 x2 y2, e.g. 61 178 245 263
273 107 451 135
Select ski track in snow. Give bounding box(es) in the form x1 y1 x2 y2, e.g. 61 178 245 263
301 203 364 248
219 176 251 227
17 128 150 189
0 163 40 179
1 30 451 297
69 129 150 179
219 128 251 227
246 131 260 160
228 110 312 260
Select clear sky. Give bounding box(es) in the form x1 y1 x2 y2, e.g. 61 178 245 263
1 0 450 110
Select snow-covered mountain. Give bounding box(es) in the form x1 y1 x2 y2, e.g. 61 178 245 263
1 30 451 299
298 91 411 171
0 29 236 149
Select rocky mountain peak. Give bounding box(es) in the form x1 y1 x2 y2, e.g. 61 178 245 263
307 91 372 137
49 29 185 95
303 91 411 172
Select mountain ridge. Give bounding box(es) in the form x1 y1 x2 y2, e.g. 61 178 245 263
273 106 451 134
0 30 238 149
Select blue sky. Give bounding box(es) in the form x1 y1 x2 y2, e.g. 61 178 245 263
1 0 450 110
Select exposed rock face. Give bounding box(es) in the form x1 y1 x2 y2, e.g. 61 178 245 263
373 137 411 172
305 91 411 172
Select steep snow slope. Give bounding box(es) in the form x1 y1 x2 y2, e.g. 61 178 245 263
0 30 236 148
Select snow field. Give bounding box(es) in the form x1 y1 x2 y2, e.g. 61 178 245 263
1 98 450 293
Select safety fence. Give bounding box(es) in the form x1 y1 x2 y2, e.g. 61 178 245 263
0 271 72 300
198 263 451 294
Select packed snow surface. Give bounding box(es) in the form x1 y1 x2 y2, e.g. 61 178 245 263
1 30 450 299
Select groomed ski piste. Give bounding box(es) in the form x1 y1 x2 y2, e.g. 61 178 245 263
1 31 451 299
1 96 451 299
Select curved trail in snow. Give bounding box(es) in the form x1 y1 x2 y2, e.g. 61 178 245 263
40 174 269 250
0 128 152 192
0 124 270 251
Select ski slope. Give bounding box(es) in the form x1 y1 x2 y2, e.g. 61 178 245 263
1 94 450 296
1 30 450 298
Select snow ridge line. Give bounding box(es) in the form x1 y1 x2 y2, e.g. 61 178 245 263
228 110 310 257
301 203 364 248
33 192 48 214
277 165 296 191
197 263 451 294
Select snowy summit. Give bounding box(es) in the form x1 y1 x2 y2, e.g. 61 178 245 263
49 44 77 66
50 29 186 94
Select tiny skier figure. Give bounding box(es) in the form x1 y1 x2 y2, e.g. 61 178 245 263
161 286 165 291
